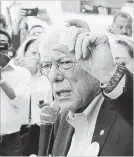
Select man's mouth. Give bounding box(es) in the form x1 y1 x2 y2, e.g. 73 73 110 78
55 90 72 101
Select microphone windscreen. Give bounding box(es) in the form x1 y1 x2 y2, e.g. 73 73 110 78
40 106 58 124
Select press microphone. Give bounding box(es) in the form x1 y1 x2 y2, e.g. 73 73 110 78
38 105 60 156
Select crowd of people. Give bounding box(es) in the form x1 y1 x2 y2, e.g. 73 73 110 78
0 4 133 156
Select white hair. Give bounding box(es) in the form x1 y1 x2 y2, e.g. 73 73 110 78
39 24 69 59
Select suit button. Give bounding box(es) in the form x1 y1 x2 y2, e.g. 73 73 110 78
100 130 104 135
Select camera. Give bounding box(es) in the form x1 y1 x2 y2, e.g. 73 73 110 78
0 42 8 51
0 52 11 68
23 8 38 16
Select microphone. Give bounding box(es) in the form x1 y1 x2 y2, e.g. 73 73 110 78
38 105 59 156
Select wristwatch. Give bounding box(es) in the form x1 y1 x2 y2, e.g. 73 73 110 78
100 63 126 94
103 63 126 94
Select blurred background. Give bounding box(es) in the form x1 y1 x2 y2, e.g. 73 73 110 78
1 0 133 33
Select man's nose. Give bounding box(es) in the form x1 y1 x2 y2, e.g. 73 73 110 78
48 64 64 83
122 27 127 34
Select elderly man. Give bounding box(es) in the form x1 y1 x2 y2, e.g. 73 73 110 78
39 26 133 156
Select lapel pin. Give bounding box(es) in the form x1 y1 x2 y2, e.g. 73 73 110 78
100 129 104 135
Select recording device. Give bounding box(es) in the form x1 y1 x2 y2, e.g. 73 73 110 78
23 8 38 16
0 52 11 68
0 42 8 51
38 106 59 156
6 47 16 58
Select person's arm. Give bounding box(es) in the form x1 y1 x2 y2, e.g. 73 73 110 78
12 9 27 35
12 9 28 50
0 67 16 99
5 7 12 35
9 68 32 109
0 78 16 100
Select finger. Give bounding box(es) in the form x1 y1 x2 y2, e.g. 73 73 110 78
20 9 27 14
82 36 92 59
64 23 70 27
75 32 89 60
68 26 86 52
52 44 68 54
64 19 72 25
20 12 27 16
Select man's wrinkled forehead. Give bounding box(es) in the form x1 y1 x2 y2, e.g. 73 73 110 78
40 27 73 61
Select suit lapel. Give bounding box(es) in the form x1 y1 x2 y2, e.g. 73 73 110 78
52 110 74 156
92 100 117 155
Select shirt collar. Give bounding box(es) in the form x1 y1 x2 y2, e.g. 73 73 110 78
66 93 104 127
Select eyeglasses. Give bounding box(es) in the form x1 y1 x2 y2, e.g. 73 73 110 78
40 59 76 76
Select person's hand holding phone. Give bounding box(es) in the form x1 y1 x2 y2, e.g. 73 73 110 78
37 8 52 25
16 8 27 24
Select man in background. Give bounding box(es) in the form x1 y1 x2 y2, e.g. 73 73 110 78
108 11 132 37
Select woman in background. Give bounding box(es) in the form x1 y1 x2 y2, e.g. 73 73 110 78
16 37 52 155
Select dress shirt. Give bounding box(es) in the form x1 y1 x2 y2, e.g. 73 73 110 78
67 75 126 156
0 62 31 135
67 93 104 156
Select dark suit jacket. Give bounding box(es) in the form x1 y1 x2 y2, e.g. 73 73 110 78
50 71 133 156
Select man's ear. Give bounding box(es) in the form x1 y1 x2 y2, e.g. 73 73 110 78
107 25 115 34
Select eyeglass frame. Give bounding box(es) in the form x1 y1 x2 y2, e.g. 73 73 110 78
39 59 77 76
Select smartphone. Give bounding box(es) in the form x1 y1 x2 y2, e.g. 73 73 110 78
23 8 38 16
0 43 8 51
0 52 11 68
